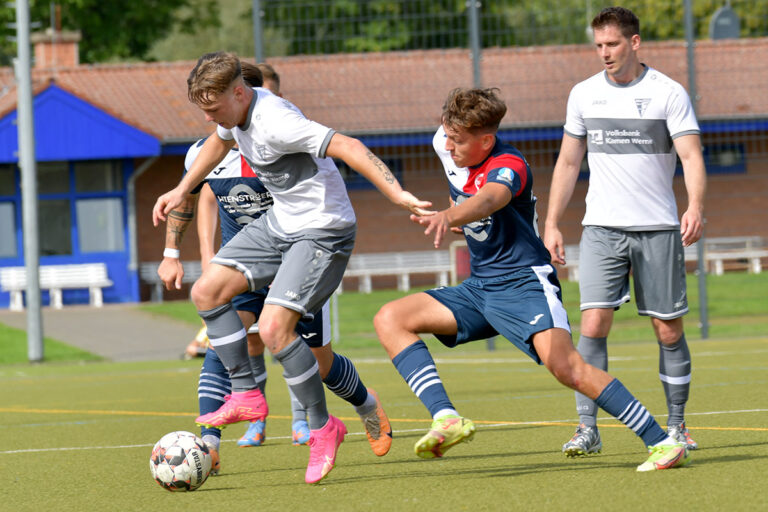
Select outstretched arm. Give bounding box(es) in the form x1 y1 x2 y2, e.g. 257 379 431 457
674 133 706 247
326 133 434 216
157 194 198 290
543 134 586 264
152 134 234 226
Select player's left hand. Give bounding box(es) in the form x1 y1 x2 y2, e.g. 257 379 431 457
680 206 704 246
397 191 435 217
410 211 451 248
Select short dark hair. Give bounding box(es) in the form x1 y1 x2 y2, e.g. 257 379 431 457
241 61 264 88
591 7 640 39
256 63 280 91
441 88 507 134
187 51 242 106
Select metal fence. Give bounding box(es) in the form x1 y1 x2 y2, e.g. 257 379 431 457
248 1 768 255
256 1 768 56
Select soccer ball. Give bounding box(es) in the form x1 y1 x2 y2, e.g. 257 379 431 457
149 431 212 492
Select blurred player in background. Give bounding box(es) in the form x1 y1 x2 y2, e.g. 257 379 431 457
375 87 691 472
154 51 430 483
544 6 706 457
157 60 393 481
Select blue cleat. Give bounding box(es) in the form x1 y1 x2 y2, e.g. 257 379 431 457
237 419 266 447
292 420 310 446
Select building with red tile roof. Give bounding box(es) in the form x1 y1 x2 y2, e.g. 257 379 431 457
0 33 766 306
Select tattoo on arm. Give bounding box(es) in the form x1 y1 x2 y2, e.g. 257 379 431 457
366 151 395 184
165 207 195 247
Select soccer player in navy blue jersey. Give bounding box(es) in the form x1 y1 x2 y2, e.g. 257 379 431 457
374 87 691 471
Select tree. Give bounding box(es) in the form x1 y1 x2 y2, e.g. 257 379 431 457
0 0 217 66
142 0 768 63
616 0 768 41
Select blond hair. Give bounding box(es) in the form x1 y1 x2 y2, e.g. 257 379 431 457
187 52 242 106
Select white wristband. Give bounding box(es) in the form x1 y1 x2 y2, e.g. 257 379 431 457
163 248 180 259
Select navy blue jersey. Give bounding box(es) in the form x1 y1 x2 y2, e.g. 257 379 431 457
444 137 551 277
185 138 273 246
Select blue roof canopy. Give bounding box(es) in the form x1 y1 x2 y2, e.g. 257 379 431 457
0 84 159 163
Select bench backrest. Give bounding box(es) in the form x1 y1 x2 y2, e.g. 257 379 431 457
346 251 450 273
0 263 111 290
0 267 27 290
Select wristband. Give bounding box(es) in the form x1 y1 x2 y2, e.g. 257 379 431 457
163 248 180 259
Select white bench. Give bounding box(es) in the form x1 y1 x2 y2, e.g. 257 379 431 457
342 251 451 293
699 236 767 275
0 263 113 311
561 236 767 280
139 261 203 302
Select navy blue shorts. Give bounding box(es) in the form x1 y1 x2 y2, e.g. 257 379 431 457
425 265 571 364
231 287 329 348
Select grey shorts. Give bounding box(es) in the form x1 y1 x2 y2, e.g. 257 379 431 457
578 226 688 319
212 215 355 319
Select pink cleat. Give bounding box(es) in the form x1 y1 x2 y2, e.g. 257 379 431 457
305 415 346 484
195 388 268 429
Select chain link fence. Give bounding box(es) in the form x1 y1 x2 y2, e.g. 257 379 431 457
249 1 768 256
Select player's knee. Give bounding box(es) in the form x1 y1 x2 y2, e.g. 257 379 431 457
372 304 389 333
256 318 278 346
546 358 581 390
373 302 401 337
655 323 683 345
190 278 217 309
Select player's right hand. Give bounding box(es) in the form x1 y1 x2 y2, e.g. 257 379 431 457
152 188 186 227
397 190 435 217
543 227 566 265
157 257 184 290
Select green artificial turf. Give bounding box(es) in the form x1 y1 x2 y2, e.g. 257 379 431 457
0 337 766 511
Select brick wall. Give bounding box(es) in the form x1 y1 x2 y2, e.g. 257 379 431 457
135 139 768 295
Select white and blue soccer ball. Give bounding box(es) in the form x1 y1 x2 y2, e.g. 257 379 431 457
150 431 212 492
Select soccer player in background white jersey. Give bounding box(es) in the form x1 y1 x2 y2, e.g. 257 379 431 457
153 52 431 484
544 6 706 458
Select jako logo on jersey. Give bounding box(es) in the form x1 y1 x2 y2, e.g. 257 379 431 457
635 98 651 117
284 290 300 300
588 130 604 145
496 168 514 184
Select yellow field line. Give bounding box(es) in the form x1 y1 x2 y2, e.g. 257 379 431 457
2 407 766 432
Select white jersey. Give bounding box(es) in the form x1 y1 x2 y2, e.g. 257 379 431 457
564 66 700 229
432 125 468 191
217 87 356 235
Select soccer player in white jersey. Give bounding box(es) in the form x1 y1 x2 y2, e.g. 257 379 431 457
544 6 706 458
375 87 691 472
152 51 431 484
158 62 392 476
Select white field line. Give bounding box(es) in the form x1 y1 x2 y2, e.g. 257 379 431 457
2 407 767 455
